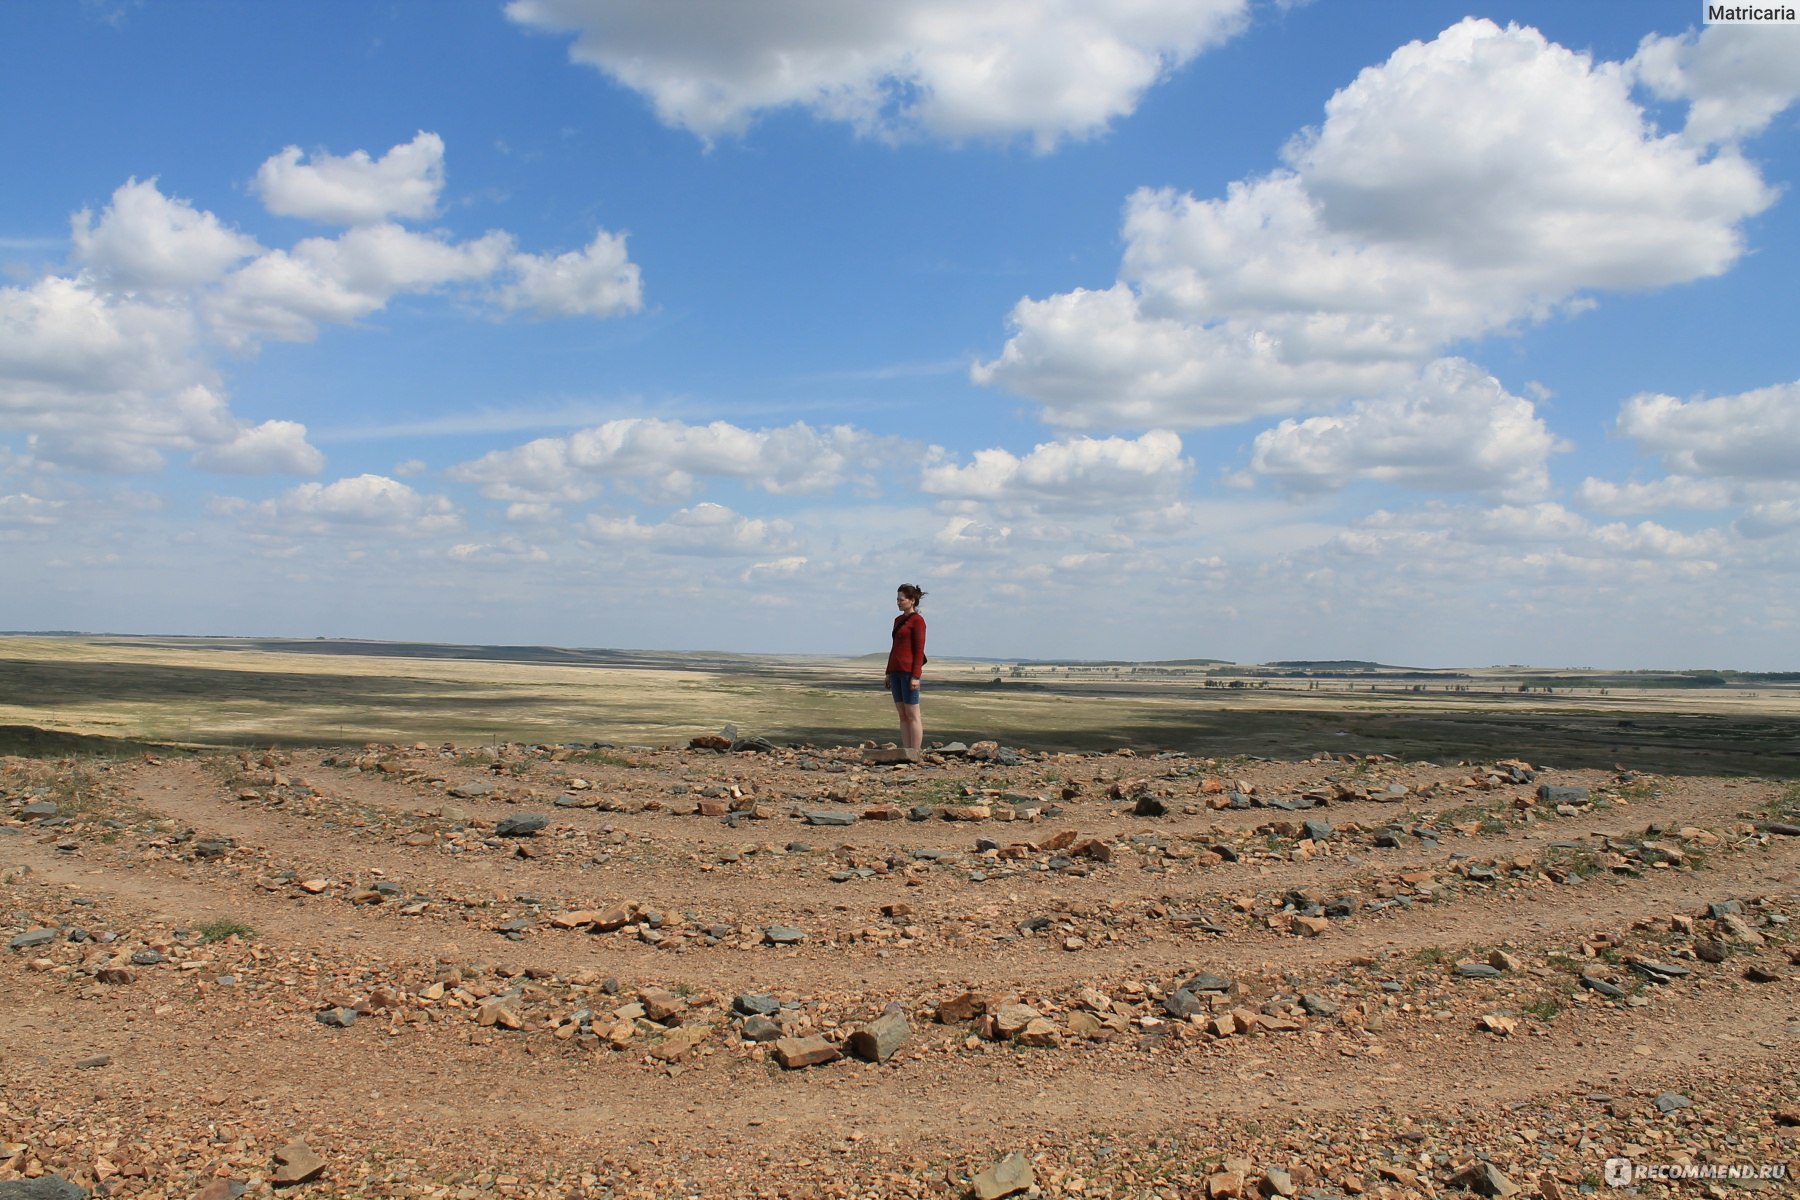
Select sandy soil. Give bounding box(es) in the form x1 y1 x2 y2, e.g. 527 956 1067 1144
2 739 1796 1199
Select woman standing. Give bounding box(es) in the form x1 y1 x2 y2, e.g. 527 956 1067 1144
886 583 927 751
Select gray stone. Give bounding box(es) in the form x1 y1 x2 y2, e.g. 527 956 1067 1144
1301 819 1334 841
1133 795 1167 817
937 742 969 756
20 801 58 820
803 810 858 827
448 780 497 798
730 736 775 753
1455 963 1502 979
192 837 235 859
1181 972 1233 993
734 993 780 1016
1759 821 1800 836
1300 994 1340 1017
1537 784 1589 804
130 949 164 966
1654 1092 1691 1113
0 1178 89 1199
762 925 807 945
495 814 547 837
1694 937 1728 963
1580 974 1626 998
741 1015 782 1042
907 805 932 821
1629 959 1688 981
972 1151 1034 1200
848 1010 910 1063
314 1007 357 1028
863 747 920 765
1162 988 1206 1019
1707 900 1743 918
8 928 57 950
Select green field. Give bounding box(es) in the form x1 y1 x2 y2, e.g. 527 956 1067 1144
4 635 1799 776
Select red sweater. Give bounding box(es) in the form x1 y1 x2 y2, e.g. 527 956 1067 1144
886 613 926 678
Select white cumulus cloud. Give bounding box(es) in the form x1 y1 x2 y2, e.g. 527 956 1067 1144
505 0 1248 150
245 474 461 537
253 131 446 225
582 501 796 557
976 18 1783 430
920 429 1189 507
1630 22 1800 145
190 419 326 475
500 230 643 318
1248 358 1563 500
1615 380 1800 480
451 418 892 504
72 178 262 290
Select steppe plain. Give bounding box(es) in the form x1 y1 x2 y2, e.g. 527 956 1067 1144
1 636 1797 1200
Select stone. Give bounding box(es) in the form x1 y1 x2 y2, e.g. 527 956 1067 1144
1299 994 1339 1017
314 1007 357 1028
1580 974 1625 999
1759 821 1800 836
730 735 775 753
271 1139 325 1185
1015 1017 1060 1047
741 1015 782 1042
1489 950 1523 972
640 988 687 1024
689 735 731 751
1478 1014 1518 1036
554 793 597 808
763 925 807 946
992 1002 1040 1039
1744 965 1783 983
733 992 780 1017
862 747 920 764
592 904 634 932
942 805 991 822
1182 971 1234 993
193 1180 246 1200
1694 937 1728 963
1454 1161 1518 1198
8 929 58 950
1133 795 1167 817
1537 784 1589 805
1654 1092 1691 1113
773 1035 839 1068
496 814 547 837
1455 963 1503 979
448 780 496 798
1163 989 1206 1019
849 1010 910 1062
0 1179 88 1199
972 1151 1034 1200
74 1055 111 1069
1208 1170 1246 1198
1302 819 1334 842
937 991 987 1022
20 801 59 820
1069 838 1114 862
1263 1168 1296 1197
803 810 857 827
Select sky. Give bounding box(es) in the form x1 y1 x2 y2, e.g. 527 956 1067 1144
3 2 1799 668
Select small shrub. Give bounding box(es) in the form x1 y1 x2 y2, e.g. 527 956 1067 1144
197 918 257 943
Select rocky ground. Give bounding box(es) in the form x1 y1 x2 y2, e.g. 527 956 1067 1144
2 735 1797 1200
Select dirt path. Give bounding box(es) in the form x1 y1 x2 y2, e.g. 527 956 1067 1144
4 745 1796 1198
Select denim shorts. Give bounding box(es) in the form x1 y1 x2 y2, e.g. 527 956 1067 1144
886 672 921 705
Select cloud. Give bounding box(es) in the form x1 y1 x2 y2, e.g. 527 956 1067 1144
1630 22 1800 145
505 0 1248 150
499 230 642 318
206 223 516 346
1575 475 1738 515
253 131 446 225
1 134 641 477
451 417 893 504
976 18 1782 429
1248 358 1563 500
189 419 326 475
1615 380 1800 480
71 178 261 290
920 429 1189 507
241 474 461 537
581 501 796 557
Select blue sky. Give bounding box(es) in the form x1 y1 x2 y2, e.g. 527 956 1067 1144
3 1 1799 667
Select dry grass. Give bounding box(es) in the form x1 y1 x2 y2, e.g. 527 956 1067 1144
3 635 1799 775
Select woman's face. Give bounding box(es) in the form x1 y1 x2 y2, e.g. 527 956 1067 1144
896 591 915 614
